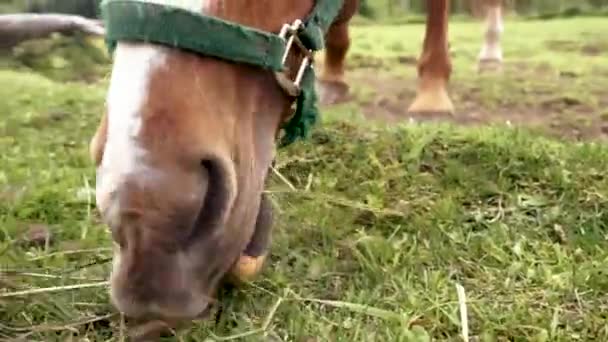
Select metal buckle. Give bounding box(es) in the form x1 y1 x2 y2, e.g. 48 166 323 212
274 19 314 98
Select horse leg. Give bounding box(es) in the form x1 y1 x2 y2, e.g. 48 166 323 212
477 0 504 72
228 192 273 283
408 0 454 114
317 0 358 105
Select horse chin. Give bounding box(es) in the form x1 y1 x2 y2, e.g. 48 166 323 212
107 244 223 321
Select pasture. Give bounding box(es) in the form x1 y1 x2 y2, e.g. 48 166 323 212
1 17 608 341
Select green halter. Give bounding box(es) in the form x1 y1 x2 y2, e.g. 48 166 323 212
100 0 344 147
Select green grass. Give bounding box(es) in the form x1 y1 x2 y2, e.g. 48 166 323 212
1 18 608 341
345 17 608 87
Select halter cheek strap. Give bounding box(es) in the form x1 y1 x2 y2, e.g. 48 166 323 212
100 0 344 148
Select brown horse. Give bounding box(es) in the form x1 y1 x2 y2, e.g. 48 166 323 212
90 0 504 326
318 0 505 112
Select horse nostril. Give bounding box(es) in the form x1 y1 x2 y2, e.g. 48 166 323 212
201 159 213 171
187 156 235 245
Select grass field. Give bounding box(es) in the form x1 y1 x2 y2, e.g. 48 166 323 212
1 17 608 341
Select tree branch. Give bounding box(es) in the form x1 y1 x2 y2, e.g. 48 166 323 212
0 13 105 49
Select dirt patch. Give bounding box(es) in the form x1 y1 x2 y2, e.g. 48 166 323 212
546 38 607 57
540 95 586 110
581 44 603 56
347 53 386 70
505 61 559 80
322 60 608 142
345 53 418 72
545 40 581 53
396 55 418 65
580 40 608 56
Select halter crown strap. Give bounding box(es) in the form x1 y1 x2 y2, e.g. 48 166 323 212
100 0 344 147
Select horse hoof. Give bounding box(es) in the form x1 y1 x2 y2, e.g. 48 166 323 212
408 86 455 114
317 79 350 105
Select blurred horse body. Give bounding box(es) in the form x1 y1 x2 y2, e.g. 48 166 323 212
319 0 505 113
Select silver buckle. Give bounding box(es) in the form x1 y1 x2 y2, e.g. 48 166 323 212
274 19 314 97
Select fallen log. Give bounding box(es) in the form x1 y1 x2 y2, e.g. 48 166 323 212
0 13 105 49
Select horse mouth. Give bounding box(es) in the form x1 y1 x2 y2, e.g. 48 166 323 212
126 304 215 340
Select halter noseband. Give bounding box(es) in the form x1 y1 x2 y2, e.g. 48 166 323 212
100 0 344 147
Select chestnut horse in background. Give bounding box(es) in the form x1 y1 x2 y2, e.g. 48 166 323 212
90 0 505 329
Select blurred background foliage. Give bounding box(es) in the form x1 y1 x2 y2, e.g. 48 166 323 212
1 0 607 19
0 0 100 17
359 0 608 19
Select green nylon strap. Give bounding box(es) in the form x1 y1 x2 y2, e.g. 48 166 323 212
100 0 344 147
300 0 346 51
101 0 287 71
278 64 318 148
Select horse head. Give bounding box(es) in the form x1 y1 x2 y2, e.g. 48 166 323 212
90 0 346 322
